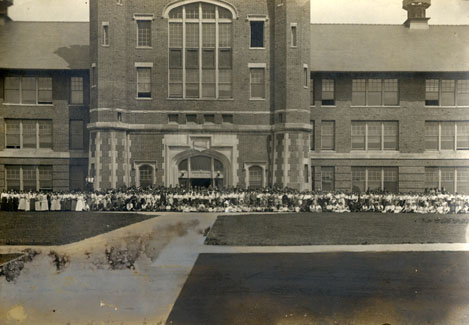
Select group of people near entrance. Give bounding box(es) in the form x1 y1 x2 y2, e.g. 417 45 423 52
1 186 469 214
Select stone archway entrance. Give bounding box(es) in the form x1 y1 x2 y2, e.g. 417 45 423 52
177 155 225 188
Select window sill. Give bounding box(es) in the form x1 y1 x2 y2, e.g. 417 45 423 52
136 97 152 101
167 98 234 101
320 105 336 108
425 105 469 108
102 44 110 47
2 103 54 107
350 150 400 152
136 46 153 49
249 47 266 50
249 98 266 101
350 105 400 108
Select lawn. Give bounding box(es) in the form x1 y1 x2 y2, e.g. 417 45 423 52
0 212 156 245
205 213 469 246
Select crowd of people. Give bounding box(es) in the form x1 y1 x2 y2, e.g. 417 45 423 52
1 186 469 214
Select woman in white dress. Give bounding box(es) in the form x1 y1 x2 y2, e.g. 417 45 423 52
18 193 27 211
75 193 86 212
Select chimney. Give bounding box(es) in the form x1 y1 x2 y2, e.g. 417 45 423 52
0 0 13 26
403 0 431 29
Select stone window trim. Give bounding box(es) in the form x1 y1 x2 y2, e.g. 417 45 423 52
249 63 267 100
102 22 110 47
133 14 154 48
135 63 153 100
303 64 308 89
243 162 267 188
290 23 298 48
91 63 96 88
133 161 157 188
162 0 239 19
247 15 268 49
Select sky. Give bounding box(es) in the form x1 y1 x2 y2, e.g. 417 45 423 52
7 0 469 24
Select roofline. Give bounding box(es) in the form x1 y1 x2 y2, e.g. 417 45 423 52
310 23 469 27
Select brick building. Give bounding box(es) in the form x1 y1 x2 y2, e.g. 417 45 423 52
1 0 468 193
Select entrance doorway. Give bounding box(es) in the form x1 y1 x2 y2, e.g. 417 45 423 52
178 155 224 188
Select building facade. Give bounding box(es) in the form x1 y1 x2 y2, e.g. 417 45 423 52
1 0 469 193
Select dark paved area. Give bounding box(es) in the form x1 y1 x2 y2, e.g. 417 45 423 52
206 213 469 246
167 252 469 325
0 212 156 245
0 254 22 265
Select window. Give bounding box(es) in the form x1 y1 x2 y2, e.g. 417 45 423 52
136 19 152 47
352 167 399 193
5 165 53 191
204 114 215 124
5 120 52 149
222 114 233 124
426 79 469 106
321 79 335 106
139 165 153 188
321 121 335 150
290 24 297 47
70 77 84 104
168 3 232 99
4 76 52 104
168 114 179 123
304 66 308 88
304 164 309 183
186 114 197 123
102 23 109 46
91 64 96 87
321 167 334 191
249 166 263 188
250 67 265 99
352 79 399 106
250 21 264 48
137 67 151 98
70 120 84 150
424 121 469 151
310 121 315 150
310 78 315 106
425 167 469 194
351 121 399 151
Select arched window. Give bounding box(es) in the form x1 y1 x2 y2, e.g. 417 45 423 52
139 165 153 188
249 166 263 189
168 2 233 99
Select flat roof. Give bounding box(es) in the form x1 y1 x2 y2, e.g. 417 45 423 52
0 21 89 70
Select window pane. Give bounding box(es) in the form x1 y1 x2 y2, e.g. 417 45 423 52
169 7 182 19
191 156 211 171
137 21 151 47
321 167 334 191
4 77 20 103
169 49 183 68
367 79 382 106
250 68 265 98
186 49 199 68
5 119 20 148
185 3 199 19
39 166 53 190
22 120 37 148
6 166 21 190
219 23 232 48
250 21 264 48
249 166 263 189
39 120 52 148
425 122 439 150
352 79 366 106
351 122 366 150
186 23 199 48
321 121 335 150
441 80 455 106
383 122 398 150
202 23 215 47
457 168 469 194
441 168 455 193
310 79 315 105
383 79 398 106
22 77 36 104
137 68 151 98
218 7 232 19
202 3 215 19
383 167 398 192
291 25 297 47
367 168 381 191
457 80 469 106
71 77 83 104
321 79 334 100
425 167 439 190
219 49 232 68
169 23 183 48
367 122 382 150
352 167 366 192
426 79 439 102
202 70 215 98
457 121 469 150
23 166 37 191
38 77 52 104
202 49 215 68
441 122 455 150
139 165 153 188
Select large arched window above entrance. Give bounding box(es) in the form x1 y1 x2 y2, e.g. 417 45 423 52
166 1 233 99
249 166 263 189
178 155 225 188
139 165 154 188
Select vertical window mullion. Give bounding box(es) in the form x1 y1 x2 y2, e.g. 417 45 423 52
438 122 442 151
19 77 23 104
365 168 368 191
365 79 368 106
19 120 23 148
36 166 39 191
381 79 384 106
36 121 39 149
381 122 384 150
215 7 219 98
455 80 458 106
182 7 186 98
455 168 458 193
20 166 23 191
35 78 39 104
438 168 441 190
455 122 458 151
381 168 384 190
198 3 203 99
365 123 368 151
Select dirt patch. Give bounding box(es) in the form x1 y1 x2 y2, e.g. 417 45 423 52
48 251 71 273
